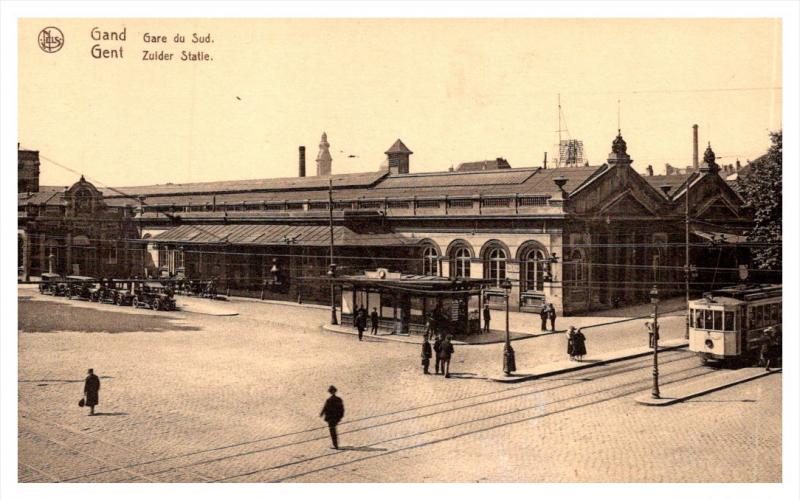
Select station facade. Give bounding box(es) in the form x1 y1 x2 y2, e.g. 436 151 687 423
18 132 753 315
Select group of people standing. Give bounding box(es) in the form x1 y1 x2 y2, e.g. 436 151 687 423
540 303 557 332
566 326 587 361
353 305 380 341
421 334 455 377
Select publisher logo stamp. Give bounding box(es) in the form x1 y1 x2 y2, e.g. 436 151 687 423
38 27 64 53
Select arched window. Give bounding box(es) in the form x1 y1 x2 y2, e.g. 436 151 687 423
450 246 471 278
522 247 546 292
649 248 662 283
422 245 439 276
485 247 507 286
570 249 586 283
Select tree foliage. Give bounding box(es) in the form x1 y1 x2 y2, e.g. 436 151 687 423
738 130 781 270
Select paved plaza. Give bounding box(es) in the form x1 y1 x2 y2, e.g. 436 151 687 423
17 285 781 482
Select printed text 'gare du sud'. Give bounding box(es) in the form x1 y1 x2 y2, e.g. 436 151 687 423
91 26 214 62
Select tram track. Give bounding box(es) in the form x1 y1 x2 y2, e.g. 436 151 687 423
216 360 713 482
52 349 697 482
21 350 708 483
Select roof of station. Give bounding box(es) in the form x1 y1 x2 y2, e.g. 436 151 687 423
148 223 421 247
94 165 605 208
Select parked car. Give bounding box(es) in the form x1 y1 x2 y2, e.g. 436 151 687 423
91 281 118 304
64 276 97 300
38 273 64 295
110 280 136 306
133 282 177 311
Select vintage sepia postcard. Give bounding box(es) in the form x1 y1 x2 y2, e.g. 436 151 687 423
2 2 798 499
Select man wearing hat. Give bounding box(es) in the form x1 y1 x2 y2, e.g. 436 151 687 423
319 385 345 449
83 368 100 416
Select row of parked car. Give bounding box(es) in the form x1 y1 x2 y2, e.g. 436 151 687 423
38 274 178 311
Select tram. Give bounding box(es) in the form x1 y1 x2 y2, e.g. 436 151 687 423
688 284 781 365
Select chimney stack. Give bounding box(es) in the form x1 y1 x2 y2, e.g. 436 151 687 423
298 146 306 177
646 164 654 176
692 124 699 170
543 152 548 169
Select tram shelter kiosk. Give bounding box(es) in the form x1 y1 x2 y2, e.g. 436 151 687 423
337 269 494 336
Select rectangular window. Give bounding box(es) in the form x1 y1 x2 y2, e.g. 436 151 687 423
755 306 764 328
713 310 722 331
724 311 735 331
703 310 713 330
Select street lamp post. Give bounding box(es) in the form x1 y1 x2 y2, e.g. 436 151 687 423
501 277 516 375
650 285 660 399
327 263 338 325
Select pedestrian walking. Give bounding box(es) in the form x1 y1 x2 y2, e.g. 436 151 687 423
356 306 366 341
370 307 379 335
567 326 576 360
319 385 345 450
540 306 549 332
83 368 100 416
440 335 455 378
573 328 587 361
483 304 491 333
421 335 433 374
547 303 557 331
759 327 776 372
433 335 443 374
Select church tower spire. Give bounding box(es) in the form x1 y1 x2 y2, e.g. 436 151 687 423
316 132 332 176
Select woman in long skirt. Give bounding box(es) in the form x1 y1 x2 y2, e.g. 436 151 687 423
567 326 576 360
573 328 587 361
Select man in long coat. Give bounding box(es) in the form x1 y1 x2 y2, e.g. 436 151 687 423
370 307 380 335
540 306 549 332
483 304 491 333
440 335 455 378
547 303 557 331
421 335 433 374
83 368 100 416
319 385 345 449
433 335 443 375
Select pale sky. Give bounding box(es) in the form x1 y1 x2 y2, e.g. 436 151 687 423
19 18 782 189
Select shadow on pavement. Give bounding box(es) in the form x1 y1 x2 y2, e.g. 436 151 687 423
91 412 129 416
21 375 114 385
19 300 200 334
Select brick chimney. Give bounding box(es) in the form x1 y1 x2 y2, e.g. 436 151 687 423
646 164 653 176
692 124 699 170
299 146 306 177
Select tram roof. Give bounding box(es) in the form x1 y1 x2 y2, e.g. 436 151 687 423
702 284 782 302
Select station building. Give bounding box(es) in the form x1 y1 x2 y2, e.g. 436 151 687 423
18 132 753 316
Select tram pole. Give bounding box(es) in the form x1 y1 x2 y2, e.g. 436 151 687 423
328 178 338 325
650 285 660 399
685 174 691 340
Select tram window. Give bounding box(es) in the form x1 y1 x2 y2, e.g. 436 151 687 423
771 304 779 324
713 311 722 331
755 306 764 328
704 310 713 330
695 309 704 329
724 311 734 331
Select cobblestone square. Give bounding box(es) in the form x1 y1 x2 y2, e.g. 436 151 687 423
17 286 781 483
